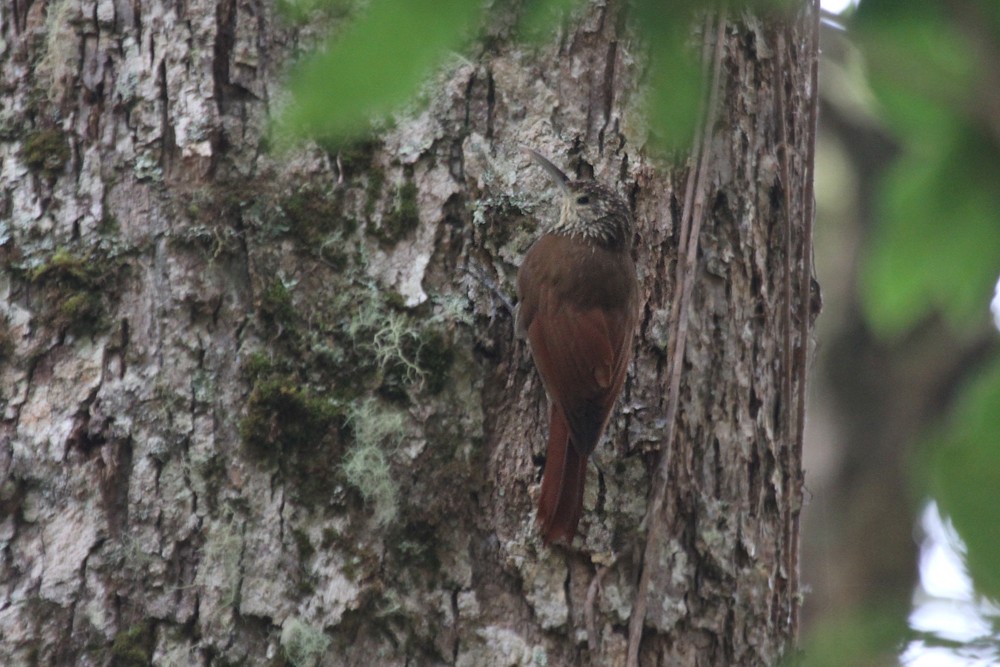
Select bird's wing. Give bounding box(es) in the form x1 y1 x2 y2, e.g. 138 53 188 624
526 285 632 456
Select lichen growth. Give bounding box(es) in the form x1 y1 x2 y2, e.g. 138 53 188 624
339 288 454 399
200 512 245 612
133 152 163 181
290 526 319 596
36 0 79 104
361 165 386 229
317 136 380 177
281 618 330 667
341 399 406 525
341 441 395 523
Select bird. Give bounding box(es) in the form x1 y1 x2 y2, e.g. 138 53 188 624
515 148 640 545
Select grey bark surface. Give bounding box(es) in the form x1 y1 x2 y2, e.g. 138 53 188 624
0 1 817 665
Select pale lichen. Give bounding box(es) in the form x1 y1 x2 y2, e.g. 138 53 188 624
342 399 407 525
280 617 330 667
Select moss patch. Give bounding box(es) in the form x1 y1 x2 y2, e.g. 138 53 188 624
223 162 470 536
388 520 440 571
22 127 70 178
368 180 419 246
27 246 126 336
411 328 454 395
318 136 380 178
291 527 315 561
239 375 345 463
281 184 353 246
257 279 297 335
0 315 14 364
110 620 154 667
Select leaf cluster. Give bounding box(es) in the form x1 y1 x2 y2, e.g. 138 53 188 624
275 0 797 148
855 0 1000 338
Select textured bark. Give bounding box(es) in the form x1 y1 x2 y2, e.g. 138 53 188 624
0 1 817 666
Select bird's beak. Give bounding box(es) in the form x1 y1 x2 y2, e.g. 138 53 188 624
522 147 572 196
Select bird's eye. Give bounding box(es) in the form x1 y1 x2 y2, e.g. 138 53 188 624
576 195 590 205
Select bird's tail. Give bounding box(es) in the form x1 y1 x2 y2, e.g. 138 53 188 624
537 403 587 545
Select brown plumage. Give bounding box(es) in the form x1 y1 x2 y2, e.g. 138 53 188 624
516 150 639 544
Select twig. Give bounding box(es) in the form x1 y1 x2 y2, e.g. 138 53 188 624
776 24 796 637
625 12 728 667
463 265 515 315
586 566 611 656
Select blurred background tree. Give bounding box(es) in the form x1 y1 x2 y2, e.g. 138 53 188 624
800 0 1000 665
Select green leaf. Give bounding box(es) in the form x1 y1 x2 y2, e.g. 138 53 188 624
855 2 977 140
928 357 1000 601
277 0 481 142
788 606 908 667
632 0 704 150
855 0 998 337
861 125 1000 337
646 36 703 150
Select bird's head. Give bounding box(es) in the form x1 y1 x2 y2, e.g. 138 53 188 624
524 147 633 248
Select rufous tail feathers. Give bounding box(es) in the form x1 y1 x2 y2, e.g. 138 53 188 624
536 403 588 544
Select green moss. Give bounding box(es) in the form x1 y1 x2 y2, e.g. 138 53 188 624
338 549 374 582
382 289 407 311
275 0 352 28
242 350 278 380
110 621 154 667
99 213 120 234
258 279 297 333
58 291 103 328
412 329 454 395
0 316 14 363
174 179 271 258
321 527 339 549
290 526 319 596
22 127 70 178
296 576 317 598
194 453 226 511
279 183 356 270
282 184 352 243
29 247 91 284
291 527 315 560
389 521 440 571
318 136 379 177
28 247 123 336
239 376 344 462
369 180 420 246
363 167 385 221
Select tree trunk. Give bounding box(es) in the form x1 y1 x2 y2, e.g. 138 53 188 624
0 1 817 665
